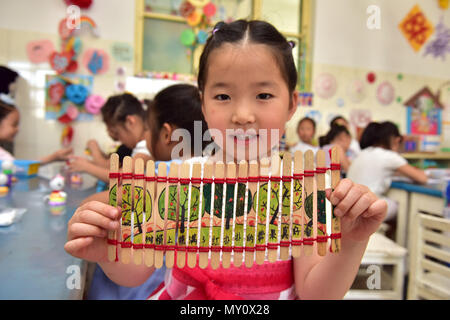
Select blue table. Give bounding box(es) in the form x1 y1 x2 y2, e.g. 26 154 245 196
390 181 443 198
0 175 96 299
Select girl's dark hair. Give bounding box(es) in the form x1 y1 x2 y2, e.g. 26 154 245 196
0 100 17 123
360 121 402 149
330 115 348 127
147 84 208 155
297 117 316 132
197 20 297 93
319 125 350 147
101 93 145 127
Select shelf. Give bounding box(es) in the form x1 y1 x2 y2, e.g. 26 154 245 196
401 152 450 160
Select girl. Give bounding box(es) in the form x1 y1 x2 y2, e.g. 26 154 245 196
330 115 361 161
319 124 352 173
290 117 319 154
347 121 427 221
0 98 72 163
67 93 151 182
65 20 387 300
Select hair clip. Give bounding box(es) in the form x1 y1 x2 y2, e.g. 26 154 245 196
288 41 296 49
212 28 219 35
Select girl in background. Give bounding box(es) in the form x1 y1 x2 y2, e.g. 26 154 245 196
319 124 352 173
290 117 319 154
330 115 361 161
347 121 427 221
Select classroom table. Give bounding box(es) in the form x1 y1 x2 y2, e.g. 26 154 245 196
0 174 97 299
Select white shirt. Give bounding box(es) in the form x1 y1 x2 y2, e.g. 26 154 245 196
0 147 14 161
289 141 319 154
347 147 407 196
347 138 361 161
131 140 151 157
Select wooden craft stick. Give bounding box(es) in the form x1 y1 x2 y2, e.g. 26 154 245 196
316 150 327 256
222 162 236 269
330 146 341 253
199 161 213 269
144 160 156 267
119 156 133 264
245 160 258 268
210 161 224 270
165 163 179 268
291 151 303 258
268 153 281 263
303 150 315 256
234 160 248 268
107 153 119 262
154 162 167 269
280 152 292 261
187 163 202 268
256 158 270 265
176 162 190 269
132 158 145 265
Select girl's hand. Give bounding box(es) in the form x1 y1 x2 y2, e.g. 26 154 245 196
326 178 387 242
67 156 91 172
86 139 101 154
53 147 74 161
64 201 120 263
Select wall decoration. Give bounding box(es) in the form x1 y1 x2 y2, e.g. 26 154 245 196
404 86 443 135
438 0 449 10
423 17 450 60
85 94 105 114
314 73 337 99
336 97 345 108
64 0 93 9
111 42 133 62
82 48 110 75
349 109 372 129
298 92 313 106
304 110 322 125
398 5 434 52
26 40 55 64
366 72 376 84
347 79 366 103
376 81 395 106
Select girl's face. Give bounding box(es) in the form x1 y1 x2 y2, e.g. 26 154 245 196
335 132 351 152
390 135 402 152
202 43 297 161
0 110 20 142
107 116 143 150
298 120 315 144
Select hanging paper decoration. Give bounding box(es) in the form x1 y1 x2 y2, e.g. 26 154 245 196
314 73 337 99
203 2 216 18
366 72 376 84
180 29 196 46
397 73 404 80
398 5 434 52
304 110 322 124
180 1 196 17
187 11 202 27
82 48 110 75
347 79 366 103
197 30 209 44
66 84 89 105
376 81 395 106
85 94 105 114
57 101 80 123
350 109 372 129
64 0 93 9
298 92 314 106
48 81 66 105
188 0 209 7
111 42 133 62
61 125 74 147
423 18 450 60
49 51 73 74
438 0 449 10
26 40 55 64
336 97 345 108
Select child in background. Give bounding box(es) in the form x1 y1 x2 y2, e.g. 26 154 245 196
67 93 151 182
65 20 387 300
290 117 319 154
319 124 352 173
74 84 208 299
0 98 72 163
347 121 427 221
330 116 361 161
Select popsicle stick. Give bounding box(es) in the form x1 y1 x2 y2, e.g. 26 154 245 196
330 146 341 253
107 153 119 262
154 162 167 269
119 156 133 264
187 163 202 268
233 160 248 268
199 161 213 269
176 162 190 269
210 161 224 270
291 151 303 258
144 160 156 267
222 162 236 269
280 152 292 261
256 158 270 265
165 162 179 268
268 153 281 263
132 158 145 265
303 150 315 256
245 160 258 268
316 150 327 256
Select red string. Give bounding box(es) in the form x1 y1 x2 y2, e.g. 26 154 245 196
259 176 269 183
279 241 291 247
198 246 210 253
109 172 120 179
248 176 259 183
303 237 315 245
330 233 342 239
165 245 176 251
210 246 221 252
267 243 279 249
157 177 167 183
244 246 255 252
203 178 213 184
144 244 154 249
187 246 198 253
237 177 248 183
233 246 244 253
120 241 132 248
304 170 315 177
291 239 303 246
213 178 225 184
168 177 179 183
225 178 237 184
293 173 304 179
191 177 202 184
145 176 156 182
176 245 186 251
270 176 281 182
222 246 233 252
316 235 329 243
281 176 292 182
132 243 144 249
330 163 341 170
255 244 266 251
315 167 327 174
107 239 118 245
121 173 133 180
134 174 145 180
179 178 190 184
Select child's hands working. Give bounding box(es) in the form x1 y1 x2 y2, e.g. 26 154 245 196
64 201 120 263
326 178 387 242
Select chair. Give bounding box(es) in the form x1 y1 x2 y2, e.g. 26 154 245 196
407 213 450 299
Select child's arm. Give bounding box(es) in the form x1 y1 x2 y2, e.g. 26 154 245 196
293 179 387 299
337 145 351 172
68 156 109 182
39 147 73 165
64 200 155 287
86 140 109 168
395 164 428 184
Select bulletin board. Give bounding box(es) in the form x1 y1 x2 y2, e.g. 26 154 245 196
134 0 314 91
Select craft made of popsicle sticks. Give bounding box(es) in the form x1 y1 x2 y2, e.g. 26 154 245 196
107 148 341 269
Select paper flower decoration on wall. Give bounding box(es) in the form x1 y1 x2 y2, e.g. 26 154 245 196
64 0 93 9
347 79 366 103
423 18 450 60
82 48 110 75
314 73 337 99
179 0 216 49
398 5 434 52
376 81 395 106
350 109 372 129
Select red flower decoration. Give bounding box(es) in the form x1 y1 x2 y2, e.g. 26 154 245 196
64 0 93 9
179 1 195 18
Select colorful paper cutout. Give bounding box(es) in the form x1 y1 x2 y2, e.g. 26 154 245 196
49 51 73 74
180 1 195 17
399 5 434 52
197 30 208 44
350 109 372 128
82 49 109 75
203 2 216 17
366 72 376 84
26 40 55 64
347 79 366 103
187 10 202 26
48 82 65 105
85 94 105 114
181 29 196 46
111 42 133 62
66 84 88 105
423 18 450 60
376 81 395 105
314 73 337 99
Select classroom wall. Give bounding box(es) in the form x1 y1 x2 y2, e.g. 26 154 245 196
0 0 449 163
